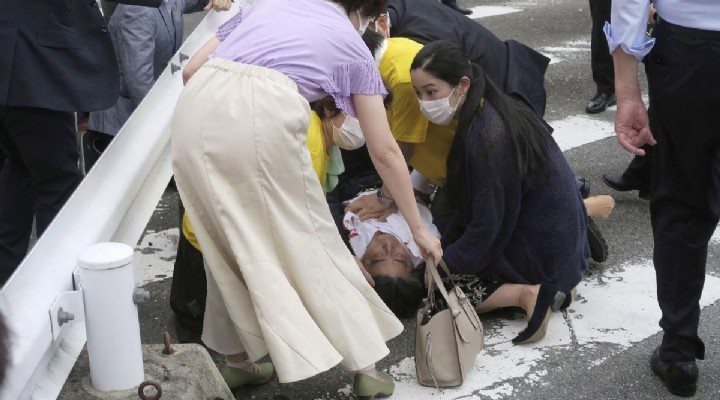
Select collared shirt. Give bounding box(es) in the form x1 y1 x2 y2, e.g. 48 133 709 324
604 0 720 61
343 192 440 267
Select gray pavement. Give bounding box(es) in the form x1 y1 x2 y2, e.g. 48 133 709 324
131 1 720 399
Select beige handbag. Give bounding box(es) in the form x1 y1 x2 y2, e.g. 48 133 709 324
415 256 484 388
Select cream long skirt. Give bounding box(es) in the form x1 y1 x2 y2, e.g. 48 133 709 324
170 59 403 383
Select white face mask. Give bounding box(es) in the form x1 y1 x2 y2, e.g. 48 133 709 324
356 10 372 35
332 115 366 150
418 87 463 126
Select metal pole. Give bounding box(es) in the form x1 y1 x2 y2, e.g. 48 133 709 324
77 243 144 391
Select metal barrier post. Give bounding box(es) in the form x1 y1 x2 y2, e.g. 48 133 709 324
78 243 145 391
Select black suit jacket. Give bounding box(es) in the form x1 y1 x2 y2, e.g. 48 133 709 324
0 0 161 112
388 0 550 117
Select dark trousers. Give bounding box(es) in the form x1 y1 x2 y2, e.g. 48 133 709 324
589 0 614 94
622 145 653 190
0 107 82 284
646 21 720 362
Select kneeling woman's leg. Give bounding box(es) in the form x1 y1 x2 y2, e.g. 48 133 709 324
459 278 567 344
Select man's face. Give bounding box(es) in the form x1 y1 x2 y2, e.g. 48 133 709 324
361 232 413 278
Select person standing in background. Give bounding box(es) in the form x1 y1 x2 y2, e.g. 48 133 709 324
606 0 720 396
84 0 231 172
0 0 160 285
585 0 615 114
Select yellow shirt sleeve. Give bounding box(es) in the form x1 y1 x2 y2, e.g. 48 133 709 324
306 111 329 187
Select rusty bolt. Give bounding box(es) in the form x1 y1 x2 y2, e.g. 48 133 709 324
161 331 176 355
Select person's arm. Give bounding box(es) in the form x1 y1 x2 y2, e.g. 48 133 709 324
183 5 250 84
344 79 426 219
612 49 655 155
442 121 521 275
182 37 220 84
353 94 442 262
604 0 656 155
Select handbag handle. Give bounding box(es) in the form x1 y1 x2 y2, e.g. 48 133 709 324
425 256 460 318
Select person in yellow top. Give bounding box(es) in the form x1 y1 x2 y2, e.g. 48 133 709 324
347 19 615 263
172 103 366 346
369 18 454 187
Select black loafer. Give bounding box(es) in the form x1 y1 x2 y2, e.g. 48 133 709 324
651 347 699 397
585 93 616 114
586 217 608 263
442 0 473 15
602 173 650 200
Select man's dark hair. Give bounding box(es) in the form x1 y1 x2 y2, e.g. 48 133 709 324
335 0 388 17
373 269 424 318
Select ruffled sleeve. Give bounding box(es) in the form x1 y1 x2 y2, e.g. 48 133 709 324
321 60 388 117
216 4 257 41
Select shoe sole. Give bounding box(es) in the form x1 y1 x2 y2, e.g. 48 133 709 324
587 218 609 263
651 368 697 397
602 176 650 200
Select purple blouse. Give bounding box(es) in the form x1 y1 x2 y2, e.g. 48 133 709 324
212 0 386 117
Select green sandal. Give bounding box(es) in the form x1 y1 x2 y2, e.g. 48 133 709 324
353 371 394 400
221 362 274 390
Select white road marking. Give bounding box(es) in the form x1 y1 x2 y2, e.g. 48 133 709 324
133 228 179 286
551 115 615 152
326 261 720 399
540 40 590 65
468 6 522 19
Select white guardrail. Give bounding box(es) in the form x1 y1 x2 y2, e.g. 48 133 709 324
0 3 246 399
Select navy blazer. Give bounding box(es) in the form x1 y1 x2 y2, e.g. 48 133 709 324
388 0 550 117
0 0 161 112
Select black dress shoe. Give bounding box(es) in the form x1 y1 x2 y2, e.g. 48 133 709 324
586 217 608 263
602 173 650 200
651 347 699 397
441 0 473 15
585 93 616 114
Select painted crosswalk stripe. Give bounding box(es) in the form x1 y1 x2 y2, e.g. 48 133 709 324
467 6 522 19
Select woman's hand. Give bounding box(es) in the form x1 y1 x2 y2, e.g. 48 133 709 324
413 227 443 268
345 194 396 221
204 0 232 11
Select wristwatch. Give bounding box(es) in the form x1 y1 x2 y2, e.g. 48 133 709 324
376 187 394 205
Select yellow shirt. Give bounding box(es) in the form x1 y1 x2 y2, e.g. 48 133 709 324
183 111 330 251
306 111 330 187
379 37 455 186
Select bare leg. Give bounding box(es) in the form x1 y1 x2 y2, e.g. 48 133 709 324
475 283 540 315
584 195 615 219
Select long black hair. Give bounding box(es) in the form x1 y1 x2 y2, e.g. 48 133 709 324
410 40 551 207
